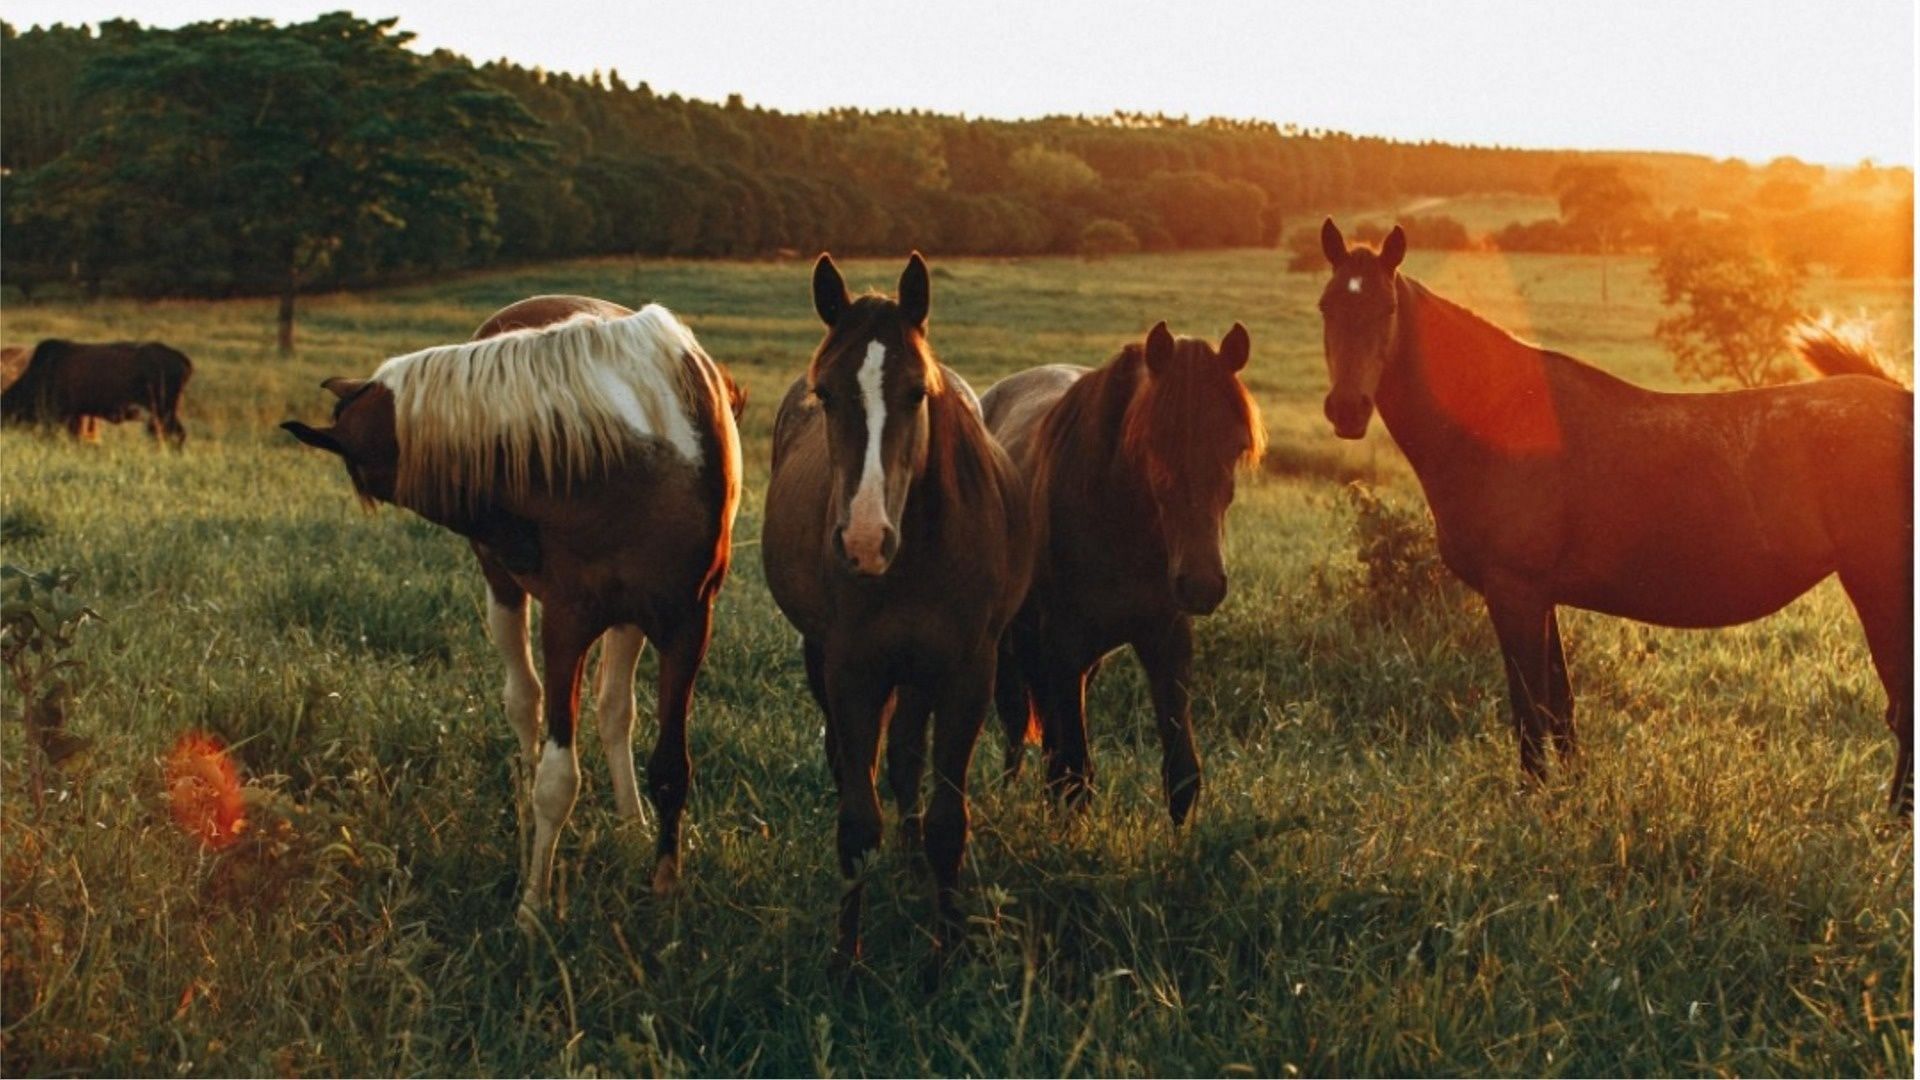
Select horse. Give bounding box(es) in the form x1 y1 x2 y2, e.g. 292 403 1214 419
761 253 1030 971
0 339 192 446
1315 218 1914 812
983 321 1265 824
282 294 745 915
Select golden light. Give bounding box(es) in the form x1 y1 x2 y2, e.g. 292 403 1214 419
165 732 246 850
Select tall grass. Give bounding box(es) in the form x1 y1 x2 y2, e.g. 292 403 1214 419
1 250 1911 1075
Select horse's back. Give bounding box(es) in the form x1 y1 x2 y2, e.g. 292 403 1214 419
474 295 635 340
982 364 1086 472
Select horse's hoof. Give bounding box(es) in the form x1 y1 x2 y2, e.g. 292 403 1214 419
651 855 680 896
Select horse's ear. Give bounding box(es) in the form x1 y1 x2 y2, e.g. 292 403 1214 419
1219 322 1251 372
1144 321 1175 375
899 251 930 331
1321 218 1347 266
281 420 343 456
1380 225 1407 272
812 253 849 328
321 376 367 400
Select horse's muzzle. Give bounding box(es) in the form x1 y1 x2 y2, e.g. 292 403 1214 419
1324 392 1374 440
834 523 898 577
1174 571 1227 616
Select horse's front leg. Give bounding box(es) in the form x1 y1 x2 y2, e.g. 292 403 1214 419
1134 616 1201 827
825 662 889 974
1484 578 1555 784
886 685 932 851
522 604 601 919
646 603 712 894
924 652 993 965
479 556 542 768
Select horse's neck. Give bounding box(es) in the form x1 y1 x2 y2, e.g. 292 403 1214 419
1375 278 1565 478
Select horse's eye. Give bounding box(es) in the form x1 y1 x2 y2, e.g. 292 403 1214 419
813 387 832 408
906 386 928 406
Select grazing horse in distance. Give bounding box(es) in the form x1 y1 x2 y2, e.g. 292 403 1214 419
283 295 744 914
1 340 192 446
983 321 1265 824
1315 218 1914 812
762 253 1030 971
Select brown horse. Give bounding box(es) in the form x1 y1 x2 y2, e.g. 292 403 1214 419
762 253 1030 969
1316 219 1914 811
1 340 192 446
983 322 1265 824
283 295 744 914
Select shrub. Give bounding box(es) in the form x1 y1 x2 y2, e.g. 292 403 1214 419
1079 218 1140 258
1343 484 1463 617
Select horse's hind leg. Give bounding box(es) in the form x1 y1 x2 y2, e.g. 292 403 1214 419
993 633 1034 780
1545 609 1576 763
1135 617 1201 827
887 686 931 850
594 625 647 820
479 554 542 766
646 600 713 894
1839 565 1913 815
1485 580 1554 784
524 604 600 918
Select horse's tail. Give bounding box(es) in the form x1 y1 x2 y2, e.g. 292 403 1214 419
1791 319 1900 383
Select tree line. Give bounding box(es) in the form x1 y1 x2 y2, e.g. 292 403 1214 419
1 14 1910 351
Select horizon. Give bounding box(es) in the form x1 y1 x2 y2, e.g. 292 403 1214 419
1 0 1912 169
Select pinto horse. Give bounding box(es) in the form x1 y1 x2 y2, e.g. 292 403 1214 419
283 295 744 914
762 253 1030 969
983 322 1264 824
1316 219 1914 811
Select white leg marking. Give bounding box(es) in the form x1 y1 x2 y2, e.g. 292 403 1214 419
524 738 580 914
487 596 542 764
595 626 647 819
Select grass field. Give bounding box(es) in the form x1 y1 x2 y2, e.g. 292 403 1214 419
1 247 1913 1076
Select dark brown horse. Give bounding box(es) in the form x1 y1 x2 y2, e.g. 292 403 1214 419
1316 219 1914 811
1 339 192 446
283 295 744 915
983 322 1265 824
762 253 1030 969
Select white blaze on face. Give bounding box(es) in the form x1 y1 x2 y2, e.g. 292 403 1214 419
842 340 892 569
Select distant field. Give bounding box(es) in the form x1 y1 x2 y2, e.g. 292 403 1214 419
1 249 1912 1076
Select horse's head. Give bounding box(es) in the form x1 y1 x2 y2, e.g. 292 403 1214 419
808 251 941 578
281 377 400 505
1316 218 1406 439
1123 321 1264 616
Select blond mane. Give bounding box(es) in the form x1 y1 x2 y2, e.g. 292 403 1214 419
371 304 718 516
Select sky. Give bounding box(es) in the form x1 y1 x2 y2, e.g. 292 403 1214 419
3 0 1913 166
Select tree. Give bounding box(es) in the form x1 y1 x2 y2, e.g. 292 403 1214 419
1652 216 1805 388
1079 218 1139 258
1553 163 1649 303
39 14 539 352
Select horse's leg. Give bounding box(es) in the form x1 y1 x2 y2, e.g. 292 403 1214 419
1034 653 1095 811
1840 566 1913 815
1545 609 1577 763
647 600 712 893
1134 616 1201 827
523 603 600 918
886 686 931 850
825 663 889 971
1484 581 1554 784
594 624 647 820
993 633 1034 780
923 659 991 965
478 553 541 766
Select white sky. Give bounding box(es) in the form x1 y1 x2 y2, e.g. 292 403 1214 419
3 0 1913 166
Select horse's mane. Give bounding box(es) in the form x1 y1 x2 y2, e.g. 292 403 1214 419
371 304 715 516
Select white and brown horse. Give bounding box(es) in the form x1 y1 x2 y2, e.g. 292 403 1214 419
1316 219 1914 811
762 254 1030 971
284 295 744 914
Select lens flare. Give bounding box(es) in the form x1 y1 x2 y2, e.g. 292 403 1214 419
165 732 245 849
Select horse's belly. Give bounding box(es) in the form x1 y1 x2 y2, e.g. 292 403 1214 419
1560 550 1830 628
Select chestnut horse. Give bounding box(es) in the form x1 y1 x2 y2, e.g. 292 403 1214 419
1316 219 1913 811
2 339 192 446
983 322 1265 824
284 295 744 914
762 254 1030 969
